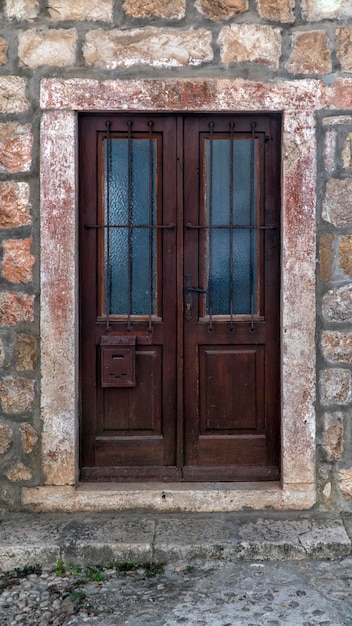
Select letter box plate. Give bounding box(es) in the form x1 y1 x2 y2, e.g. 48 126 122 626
100 335 136 388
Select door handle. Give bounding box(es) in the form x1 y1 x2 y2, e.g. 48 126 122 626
184 276 206 319
186 286 207 293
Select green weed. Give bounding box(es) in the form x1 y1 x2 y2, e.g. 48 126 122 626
70 590 86 602
55 560 66 576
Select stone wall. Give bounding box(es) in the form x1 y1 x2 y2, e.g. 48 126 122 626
1 0 352 511
318 115 352 507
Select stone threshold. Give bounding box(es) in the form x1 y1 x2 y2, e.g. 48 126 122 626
0 510 350 572
22 482 316 513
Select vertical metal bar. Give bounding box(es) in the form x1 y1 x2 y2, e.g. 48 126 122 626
176 115 184 469
127 120 133 331
148 120 154 333
250 122 256 332
229 122 235 331
105 121 111 332
208 122 214 331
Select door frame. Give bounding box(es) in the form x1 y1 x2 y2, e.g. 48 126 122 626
29 77 317 511
79 112 281 481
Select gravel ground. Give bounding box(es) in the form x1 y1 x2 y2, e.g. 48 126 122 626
1 557 352 626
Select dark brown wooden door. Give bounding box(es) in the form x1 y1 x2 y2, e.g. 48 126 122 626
79 113 281 482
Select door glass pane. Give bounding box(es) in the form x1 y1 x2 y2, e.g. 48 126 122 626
205 137 259 315
103 137 157 316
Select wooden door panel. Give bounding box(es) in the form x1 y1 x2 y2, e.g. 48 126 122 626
79 114 177 477
199 345 264 433
197 437 267 466
183 114 280 480
95 436 164 466
102 348 162 433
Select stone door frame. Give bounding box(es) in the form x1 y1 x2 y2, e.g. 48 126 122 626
23 77 327 511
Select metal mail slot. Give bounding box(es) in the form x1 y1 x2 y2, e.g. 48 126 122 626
100 335 136 388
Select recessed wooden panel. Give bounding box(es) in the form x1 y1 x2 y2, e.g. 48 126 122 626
95 436 164 466
200 346 265 433
103 348 162 433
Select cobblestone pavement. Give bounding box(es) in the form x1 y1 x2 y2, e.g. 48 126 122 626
1 557 352 626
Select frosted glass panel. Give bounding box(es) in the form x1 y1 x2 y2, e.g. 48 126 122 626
104 137 157 316
205 138 258 315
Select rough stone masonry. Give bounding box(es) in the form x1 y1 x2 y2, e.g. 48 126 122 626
1 0 352 512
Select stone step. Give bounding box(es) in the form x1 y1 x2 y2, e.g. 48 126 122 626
0 511 351 572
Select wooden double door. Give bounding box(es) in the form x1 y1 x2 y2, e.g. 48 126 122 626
79 113 281 481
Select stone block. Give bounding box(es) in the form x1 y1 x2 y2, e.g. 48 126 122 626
83 27 213 69
0 339 4 368
4 0 39 20
1 238 34 284
18 28 77 68
322 178 352 227
320 369 351 405
336 27 352 71
256 0 294 22
195 0 248 21
0 77 29 113
0 423 13 454
1 487 16 505
319 233 334 281
322 283 352 322
339 236 352 276
324 129 336 175
322 115 352 127
19 423 38 454
0 38 8 64
322 412 344 461
342 132 352 170
0 376 35 414
301 0 352 21
321 331 352 364
339 468 352 498
287 31 331 75
48 0 113 22
0 124 32 174
16 334 37 371
218 25 281 69
0 182 31 229
5 462 32 482
123 0 186 19
0 292 34 326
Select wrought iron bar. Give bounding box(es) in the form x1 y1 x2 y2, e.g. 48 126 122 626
148 120 154 333
229 122 235 330
127 120 133 331
250 122 256 332
208 122 214 331
185 223 275 230
85 223 175 229
105 121 112 332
